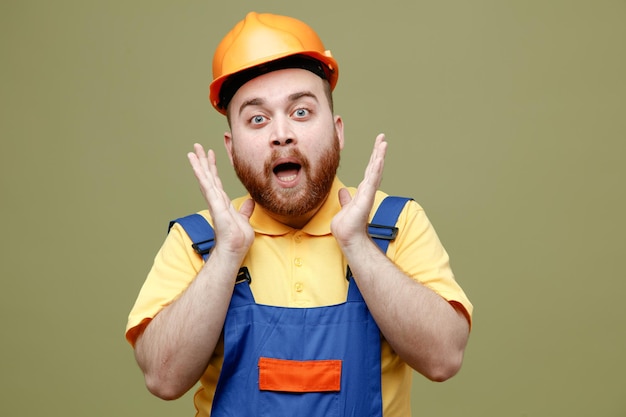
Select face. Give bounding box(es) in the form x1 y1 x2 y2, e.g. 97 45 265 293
224 68 344 224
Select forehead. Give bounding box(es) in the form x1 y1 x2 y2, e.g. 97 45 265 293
229 68 327 110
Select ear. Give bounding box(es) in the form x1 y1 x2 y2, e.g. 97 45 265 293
224 131 234 165
334 115 345 150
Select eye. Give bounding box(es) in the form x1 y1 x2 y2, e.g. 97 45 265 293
250 115 267 125
293 108 310 119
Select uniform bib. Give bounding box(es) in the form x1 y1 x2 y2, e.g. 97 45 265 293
210 276 383 417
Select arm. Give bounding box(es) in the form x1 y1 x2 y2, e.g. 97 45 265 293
134 144 255 400
331 134 469 381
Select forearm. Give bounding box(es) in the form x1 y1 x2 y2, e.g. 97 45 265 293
134 249 242 400
342 235 469 381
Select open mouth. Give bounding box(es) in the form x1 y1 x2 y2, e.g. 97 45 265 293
273 162 301 183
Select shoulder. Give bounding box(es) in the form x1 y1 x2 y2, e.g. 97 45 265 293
372 192 425 219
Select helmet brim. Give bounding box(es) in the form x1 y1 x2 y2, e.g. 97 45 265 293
209 51 338 115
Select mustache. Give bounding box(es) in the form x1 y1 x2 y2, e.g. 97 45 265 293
263 147 311 175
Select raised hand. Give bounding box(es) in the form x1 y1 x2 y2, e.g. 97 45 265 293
331 133 387 249
187 143 255 260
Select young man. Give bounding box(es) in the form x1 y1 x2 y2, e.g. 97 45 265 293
126 12 473 416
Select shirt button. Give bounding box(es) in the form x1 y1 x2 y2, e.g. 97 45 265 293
294 234 302 243
294 258 302 267
295 282 304 292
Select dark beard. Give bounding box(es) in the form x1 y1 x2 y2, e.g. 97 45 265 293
232 138 340 217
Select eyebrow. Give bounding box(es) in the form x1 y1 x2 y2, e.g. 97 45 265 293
288 90 319 103
238 98 264 116
237 90 319 116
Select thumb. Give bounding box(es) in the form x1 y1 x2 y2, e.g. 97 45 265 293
337 188 353 207
239 198 255 219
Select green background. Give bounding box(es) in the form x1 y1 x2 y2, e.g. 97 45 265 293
1 1 624 415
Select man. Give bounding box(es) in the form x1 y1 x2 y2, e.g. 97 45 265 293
126 11 472 416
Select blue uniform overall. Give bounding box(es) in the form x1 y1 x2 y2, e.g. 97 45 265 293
171 196 411 417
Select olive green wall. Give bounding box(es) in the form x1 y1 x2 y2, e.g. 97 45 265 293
1 1 624 415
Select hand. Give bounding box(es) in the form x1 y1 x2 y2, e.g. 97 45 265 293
187 143 255 259
331 133 387 248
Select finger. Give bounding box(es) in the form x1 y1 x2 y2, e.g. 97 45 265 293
193 142 206 155
373 133 387 166
363 134 387 188
206 149 220 178
337 187 353 207
188 145 222 200
238 198 256 219
194 143 211 173
187 144 205 177
187 151 205 181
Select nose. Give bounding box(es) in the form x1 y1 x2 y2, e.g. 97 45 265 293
272 137 294 146
270 117 296 146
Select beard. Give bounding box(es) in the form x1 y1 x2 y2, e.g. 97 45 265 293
231 135 341 217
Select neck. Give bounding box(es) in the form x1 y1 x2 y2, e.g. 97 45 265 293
266 197 328 230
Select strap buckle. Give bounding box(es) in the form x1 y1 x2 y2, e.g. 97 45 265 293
236 267 252 284
367 223 398 240
192 238 215 256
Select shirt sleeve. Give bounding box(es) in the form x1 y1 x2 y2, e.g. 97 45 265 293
387 200 473 327
125 219 206 347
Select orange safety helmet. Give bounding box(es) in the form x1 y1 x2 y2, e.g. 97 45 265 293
209 12 339 114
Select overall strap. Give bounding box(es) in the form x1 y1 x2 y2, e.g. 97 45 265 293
169 213 215 262
346 196 413 300
169 213 252 306
367 196 413 254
